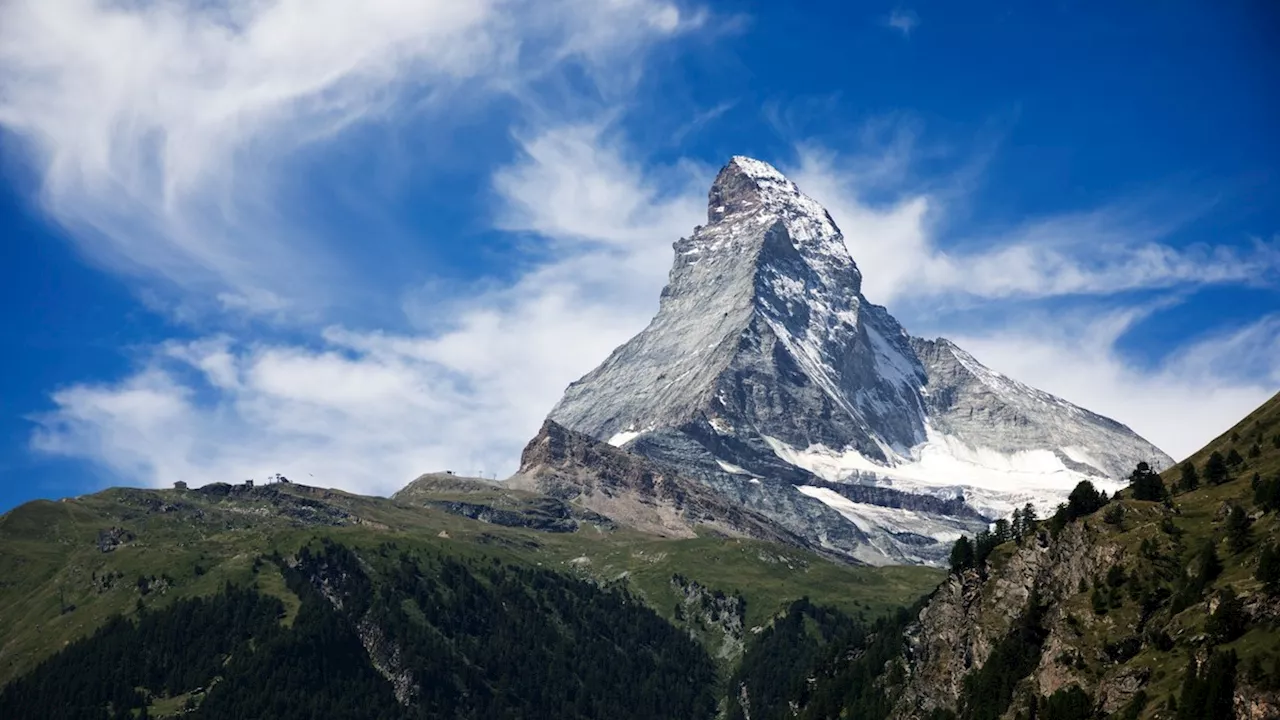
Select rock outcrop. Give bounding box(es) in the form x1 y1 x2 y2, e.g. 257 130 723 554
508 419 807 546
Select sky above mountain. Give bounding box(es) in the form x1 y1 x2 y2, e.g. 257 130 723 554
1 0 1277 511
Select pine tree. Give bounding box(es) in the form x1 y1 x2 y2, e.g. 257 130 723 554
1066 481 1107 519
1226 448 1245 468
974 530 999 566
1205 586 1247 643
1179 463 1199 492
1195 540 1223 586
1091 587 1109 615
1225 504 1251 554
950 536 975 574
1021 503 1038 536
1255 474 1280 513
1129 461 1166 501
1256 543 1280 596
994 518 1011 543
1205 452 1230 485
1176 650 1236 720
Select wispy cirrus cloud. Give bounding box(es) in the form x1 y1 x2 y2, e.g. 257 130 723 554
788 147 1280 309
33 125 708 490
885 8 920 37
0 0 701 316
3 0 1273 492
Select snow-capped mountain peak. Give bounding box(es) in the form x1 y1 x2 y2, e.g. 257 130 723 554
542 156 1172 566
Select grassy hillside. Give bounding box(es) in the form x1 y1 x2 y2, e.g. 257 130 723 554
904 389 1280 719
0 479 942 693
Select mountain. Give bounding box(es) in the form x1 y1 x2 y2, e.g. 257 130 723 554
548 156 1172 565
726 390 1280 720
507 419 809 546
0 474 941 717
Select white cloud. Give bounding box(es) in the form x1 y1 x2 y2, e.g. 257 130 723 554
886 9 920 37
32 123 708 492
0 0 698 315
944 310 1280 460
787 148 1280 309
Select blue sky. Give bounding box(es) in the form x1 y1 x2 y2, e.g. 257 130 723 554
1 0 1277 512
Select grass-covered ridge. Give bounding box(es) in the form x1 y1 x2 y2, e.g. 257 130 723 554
0 477 942 702
935 390 1280 719
0 539 724 719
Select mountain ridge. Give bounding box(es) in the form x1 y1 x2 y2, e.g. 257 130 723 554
547 155 1172 566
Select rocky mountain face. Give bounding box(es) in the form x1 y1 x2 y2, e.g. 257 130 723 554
912 337 1168 485
508 419 808 547
547 156 1172 566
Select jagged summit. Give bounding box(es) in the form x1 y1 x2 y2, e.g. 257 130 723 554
554 155 921 461
545 157 1171 565
707 156 837 230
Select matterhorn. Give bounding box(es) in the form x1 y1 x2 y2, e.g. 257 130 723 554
523 156 1170 566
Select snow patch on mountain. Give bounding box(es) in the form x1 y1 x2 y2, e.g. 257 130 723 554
716 460 754 476
770 429 1129 521
795 486 981 566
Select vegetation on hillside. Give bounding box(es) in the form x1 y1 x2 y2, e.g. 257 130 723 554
927 391 1280 720
0 539 720 719
0 474 941 717
725 597 923 720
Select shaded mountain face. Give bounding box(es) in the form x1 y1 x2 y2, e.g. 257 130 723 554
508 419 810 548
547 156 1172 566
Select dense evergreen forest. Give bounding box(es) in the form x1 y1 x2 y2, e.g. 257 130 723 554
725 597 921 720
0 539 717 719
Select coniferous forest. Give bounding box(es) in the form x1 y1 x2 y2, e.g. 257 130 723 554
0 539 718 720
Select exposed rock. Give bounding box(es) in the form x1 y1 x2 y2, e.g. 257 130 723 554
1236 686 1280 720
911 338 1168 481
508 419 810 547
422 498 614 533
544 156 1171 565
1095 665 1150 714
672 574 746 661
356 615 419 707
893 522 1126 719
96 527 135 553
299 548 419 707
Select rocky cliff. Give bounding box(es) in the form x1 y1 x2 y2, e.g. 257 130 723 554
888 391 1280 720
508 419 808 546
545 156 1171 565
